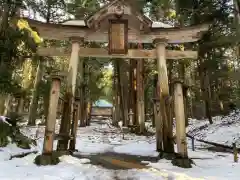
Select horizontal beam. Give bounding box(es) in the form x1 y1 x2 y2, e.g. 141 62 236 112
26 18 208 43
37 47 198 59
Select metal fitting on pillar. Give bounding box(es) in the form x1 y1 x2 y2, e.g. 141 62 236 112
153 38 168 47
51 72 66 81
69 37 84 44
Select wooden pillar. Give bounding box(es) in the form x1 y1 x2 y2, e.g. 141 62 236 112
42 75 62 154
153 74 162 151
69 97 81 151
174 81 188 158
154 38 174 153
136 59 145 134
57 37 82 151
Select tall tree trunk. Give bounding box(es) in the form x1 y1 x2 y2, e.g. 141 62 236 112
80 61 86 127
0 94 7 114
17 96 24 114
204 69 213 124
115 60 122 124
28 57 44 125
117 60 129 126
112 60 121 126
84 64 90 126
3 94 11 116
136 59 145 134
112 65 117 125
129 59 137 125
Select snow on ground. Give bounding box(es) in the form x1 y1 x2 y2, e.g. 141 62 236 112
187 110 240 147
1 117 240 179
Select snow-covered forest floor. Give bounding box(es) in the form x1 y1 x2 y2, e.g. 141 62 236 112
1 112 240 179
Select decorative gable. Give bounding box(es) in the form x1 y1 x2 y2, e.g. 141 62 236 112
85 0 152 32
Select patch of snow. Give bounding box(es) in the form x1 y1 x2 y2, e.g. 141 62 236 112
61 20 85 26
187 110 240 147
114 141 159 157
2 115 240 179
152 21 172 28
0 116 11 126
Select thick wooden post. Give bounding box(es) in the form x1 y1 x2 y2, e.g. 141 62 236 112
57 37 82 151
154 38 174 153
136 59 145 134
69 97 81 151
42 75 62 154
174 81 187 158
153 74 162 151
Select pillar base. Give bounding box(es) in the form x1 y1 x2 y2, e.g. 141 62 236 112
34 153 60 166
158 151 176 160
171 155 194 168
69 149 79 155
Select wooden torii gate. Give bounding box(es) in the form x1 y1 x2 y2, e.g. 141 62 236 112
32 0 209 166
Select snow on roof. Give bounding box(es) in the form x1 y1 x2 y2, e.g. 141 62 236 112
93 99 113 108
152 21 172 28
62 20 173 28
62 20 85 26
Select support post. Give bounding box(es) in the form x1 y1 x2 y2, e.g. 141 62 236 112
174 81 187 157
153 73 162 151
154 38 174 153
42 75 62 154
57 37 82 151
69 97 81 151
173 81 192 168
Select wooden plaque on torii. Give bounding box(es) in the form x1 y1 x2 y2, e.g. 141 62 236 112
108 19 128 55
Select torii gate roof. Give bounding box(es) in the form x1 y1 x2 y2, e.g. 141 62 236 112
25 0 209 44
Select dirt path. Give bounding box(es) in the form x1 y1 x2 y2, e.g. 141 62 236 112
73 151 160 170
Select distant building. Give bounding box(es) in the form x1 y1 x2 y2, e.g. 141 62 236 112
91 99 112 117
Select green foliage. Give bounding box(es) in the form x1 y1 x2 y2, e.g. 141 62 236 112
0 118 36 149
67 0 100 18
26 0 66 22
0 121 11 147
0 1 37 94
